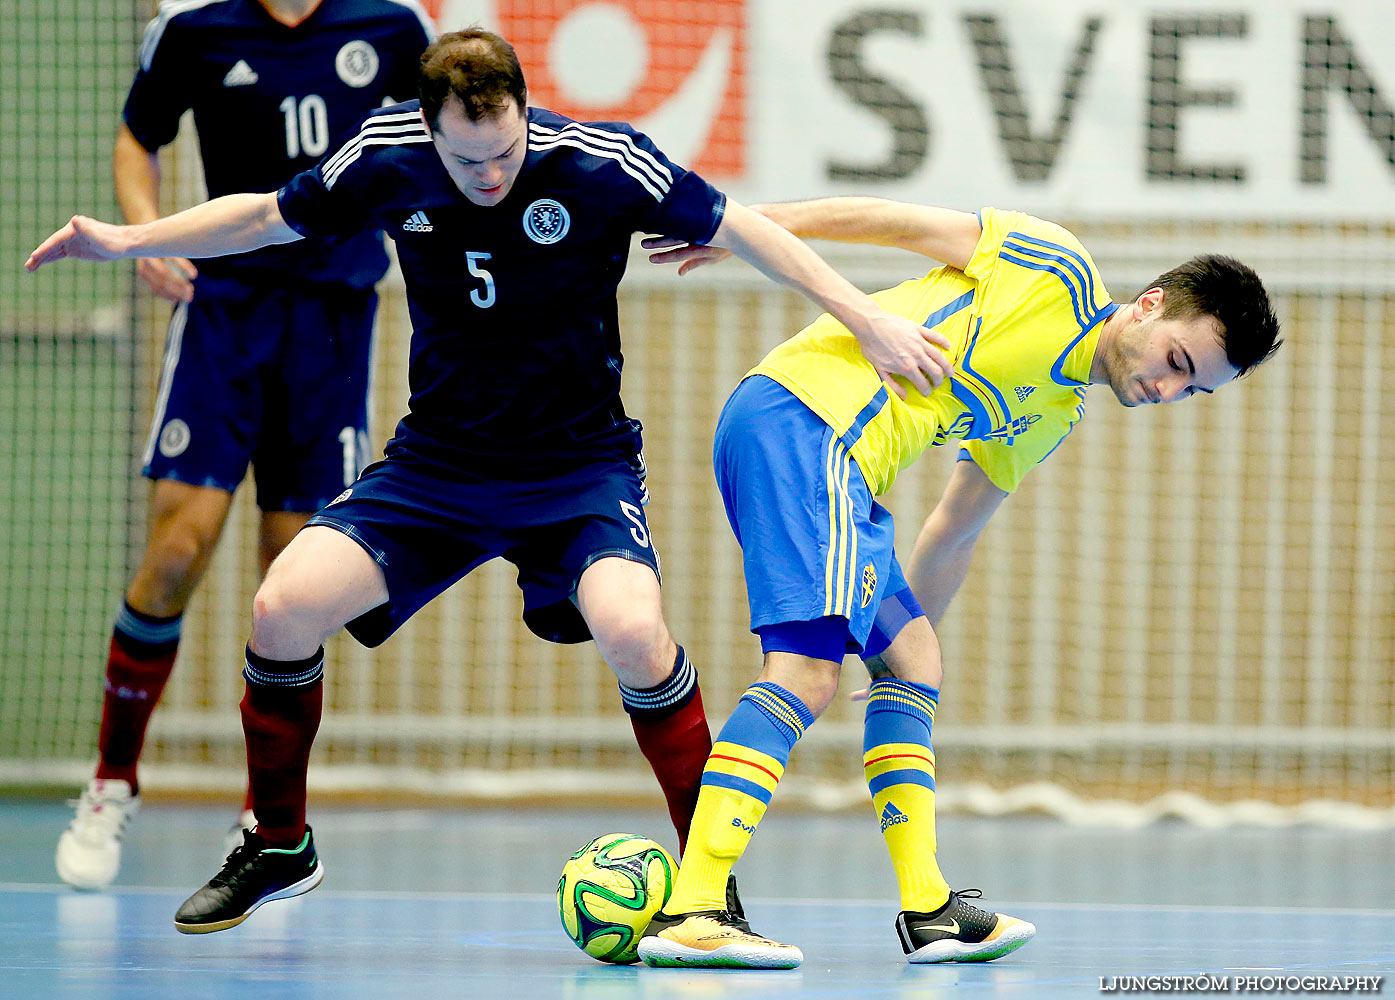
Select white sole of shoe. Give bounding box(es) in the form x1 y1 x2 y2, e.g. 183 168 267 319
906 920 1036 963
173 862 325 935
637 938 803 970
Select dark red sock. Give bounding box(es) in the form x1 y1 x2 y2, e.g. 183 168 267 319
629 686 713 856
96 633 179 790
241 646 324 846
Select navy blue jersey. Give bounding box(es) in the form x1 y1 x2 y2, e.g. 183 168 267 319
277 103 726 473
125 0 433 287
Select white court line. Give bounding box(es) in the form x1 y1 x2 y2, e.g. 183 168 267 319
5 882 1395 918
0 882 551 903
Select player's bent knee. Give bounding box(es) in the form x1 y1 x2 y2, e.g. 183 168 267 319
763 651 842 718
250 585 292 641
144 527 216 589
879 618 944 689
590 610 671 683
803 667 843 718
250 581 330 657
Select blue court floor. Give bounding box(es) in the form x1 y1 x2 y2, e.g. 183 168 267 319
2 799 1392 998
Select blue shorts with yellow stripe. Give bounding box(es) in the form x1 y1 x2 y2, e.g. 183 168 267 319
713 374 910 655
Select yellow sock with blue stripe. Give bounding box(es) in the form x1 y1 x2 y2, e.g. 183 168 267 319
863 678 950 912
663 681 815 915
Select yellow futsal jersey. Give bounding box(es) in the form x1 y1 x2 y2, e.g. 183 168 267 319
748 207 1117 495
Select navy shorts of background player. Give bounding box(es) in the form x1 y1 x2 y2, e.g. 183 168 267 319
125 0 432 510
278 101 727 644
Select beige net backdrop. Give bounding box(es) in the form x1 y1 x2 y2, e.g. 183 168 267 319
1 2 1391 825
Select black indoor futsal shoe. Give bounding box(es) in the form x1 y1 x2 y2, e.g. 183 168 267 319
174 825 323 934
896 888 1036 963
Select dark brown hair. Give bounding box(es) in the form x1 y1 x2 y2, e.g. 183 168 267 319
1144 255 1282 377
418 28 527 129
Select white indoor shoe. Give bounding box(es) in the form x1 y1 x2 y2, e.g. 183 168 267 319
55 778 140 890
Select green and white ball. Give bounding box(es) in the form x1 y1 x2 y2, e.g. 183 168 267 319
557 833 676 964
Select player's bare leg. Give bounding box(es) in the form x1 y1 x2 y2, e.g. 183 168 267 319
173 526 386 933
864 616 1034 963
250 524 388 658
751 652 842 714
57 480 232 889
577 556 714 855
576 556 674 689
127 480 234 615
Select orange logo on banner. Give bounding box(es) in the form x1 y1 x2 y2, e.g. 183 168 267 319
421 1 745 178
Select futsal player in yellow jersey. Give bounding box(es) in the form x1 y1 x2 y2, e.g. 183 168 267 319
634 198 1282 969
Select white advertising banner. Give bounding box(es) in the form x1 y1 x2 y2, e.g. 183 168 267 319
437 0 1395 219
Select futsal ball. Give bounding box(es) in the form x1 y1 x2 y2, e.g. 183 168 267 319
557 832 676 964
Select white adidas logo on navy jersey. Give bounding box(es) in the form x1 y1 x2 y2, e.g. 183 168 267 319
222 60 258 87
402 211 433 233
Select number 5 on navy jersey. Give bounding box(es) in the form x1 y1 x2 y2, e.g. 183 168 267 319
466 251 495 308
618 500 649 547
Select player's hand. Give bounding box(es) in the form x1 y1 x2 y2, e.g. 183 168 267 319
25 215 132 272
848 685 871 703
642 235 732 276
136 256 198 303
851 310 955 398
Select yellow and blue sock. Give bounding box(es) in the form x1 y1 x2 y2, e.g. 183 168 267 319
863 677 950 912
663 681 815 914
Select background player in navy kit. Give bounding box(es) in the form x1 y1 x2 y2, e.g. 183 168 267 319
53 0 433 891
27 28 956 934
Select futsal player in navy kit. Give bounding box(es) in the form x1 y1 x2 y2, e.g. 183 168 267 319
28 28 956 934
53 0 433 891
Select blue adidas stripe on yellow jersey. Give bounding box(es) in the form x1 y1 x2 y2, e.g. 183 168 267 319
748 207 1117 495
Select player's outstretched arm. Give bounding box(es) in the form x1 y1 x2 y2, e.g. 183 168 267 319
709 199 954 397
25 192 300 273
643 198 982 274
908 459 1007 625
754 198 981 270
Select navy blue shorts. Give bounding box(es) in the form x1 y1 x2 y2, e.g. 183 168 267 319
306 453 660 647
141 274 376 512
